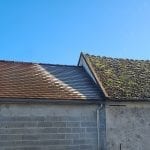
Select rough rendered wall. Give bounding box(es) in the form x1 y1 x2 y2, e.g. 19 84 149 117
0 103 98 150
106 103 150 150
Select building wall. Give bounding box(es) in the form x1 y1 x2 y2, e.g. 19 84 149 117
0 103 99 150
2 101 150 150
106 102 150 150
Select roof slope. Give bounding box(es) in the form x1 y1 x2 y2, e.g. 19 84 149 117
0 60 101 100
85 54 150 100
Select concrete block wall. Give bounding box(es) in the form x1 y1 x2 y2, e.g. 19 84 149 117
0 103 98 150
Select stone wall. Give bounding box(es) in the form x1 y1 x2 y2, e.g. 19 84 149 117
0 103 98 150
106 102 150 150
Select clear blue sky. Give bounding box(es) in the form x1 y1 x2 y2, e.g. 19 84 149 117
0 0 150 65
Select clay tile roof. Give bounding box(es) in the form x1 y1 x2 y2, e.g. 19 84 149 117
0 60 101 100
85 54 150 100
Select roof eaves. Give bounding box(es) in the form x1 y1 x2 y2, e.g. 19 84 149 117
106 97 150 102
80 53 109 98
0 98 104 104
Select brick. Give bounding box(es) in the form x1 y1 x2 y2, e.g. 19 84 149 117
0 133 65 141
73 139 96 145
63 145 80 150
66 133 80 139
67 116 81 121
1 146 80 150
2 147 42 150
38 139 72 145
0 127 58 134
0 122 37 128
38 133 65 140
52 122 66 127
0 139 73 147
21 135 39 140
39 128 58 133
80 133 97 139
86 128 97 133
80 145 96 150
72 128 85 133
46 145 80 150
81 122 96 127
0 116 45 122
45 116 64 122
37 122 53 127
67 122 80 127
58 128 71 133
81 116 96 122
0 134 22 141
46 116 80 122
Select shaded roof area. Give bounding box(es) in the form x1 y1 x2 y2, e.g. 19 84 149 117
0 60 101 100
85 54 150 100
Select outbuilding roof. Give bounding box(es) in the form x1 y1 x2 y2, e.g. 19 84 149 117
84 54 150 100
0 60 101 100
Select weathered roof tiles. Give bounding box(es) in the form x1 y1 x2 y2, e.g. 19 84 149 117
85 54 150 100
0 60 101 100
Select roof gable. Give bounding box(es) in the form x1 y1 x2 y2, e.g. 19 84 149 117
83 54 150 100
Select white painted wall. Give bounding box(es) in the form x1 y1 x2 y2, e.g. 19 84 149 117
106 103 150 150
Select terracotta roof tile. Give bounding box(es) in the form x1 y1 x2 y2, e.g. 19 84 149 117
0 60 101 100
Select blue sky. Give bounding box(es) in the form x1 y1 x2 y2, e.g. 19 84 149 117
0 0 150 65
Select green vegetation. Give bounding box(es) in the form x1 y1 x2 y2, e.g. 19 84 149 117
86 54 150 99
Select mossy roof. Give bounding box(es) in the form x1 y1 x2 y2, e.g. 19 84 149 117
85 54 150 100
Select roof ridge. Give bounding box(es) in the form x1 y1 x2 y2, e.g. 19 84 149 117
0 60 79 67
85 53 150 62
0 60 34 64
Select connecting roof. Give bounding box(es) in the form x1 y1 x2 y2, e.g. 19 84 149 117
0 60 101 100
82 53 150 100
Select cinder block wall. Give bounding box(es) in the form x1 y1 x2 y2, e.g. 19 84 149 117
106 102 150 150
0 103 98 150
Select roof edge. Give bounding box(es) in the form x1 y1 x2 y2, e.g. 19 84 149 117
79 52 109 98
77 52 83 66
0 60 78 68
1 98 150 104
106 97 150 101
0 98 104 105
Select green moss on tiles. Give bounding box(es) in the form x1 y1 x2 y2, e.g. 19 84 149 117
86 54 150 99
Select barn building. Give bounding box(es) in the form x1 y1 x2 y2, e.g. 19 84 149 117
0 52 149 150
